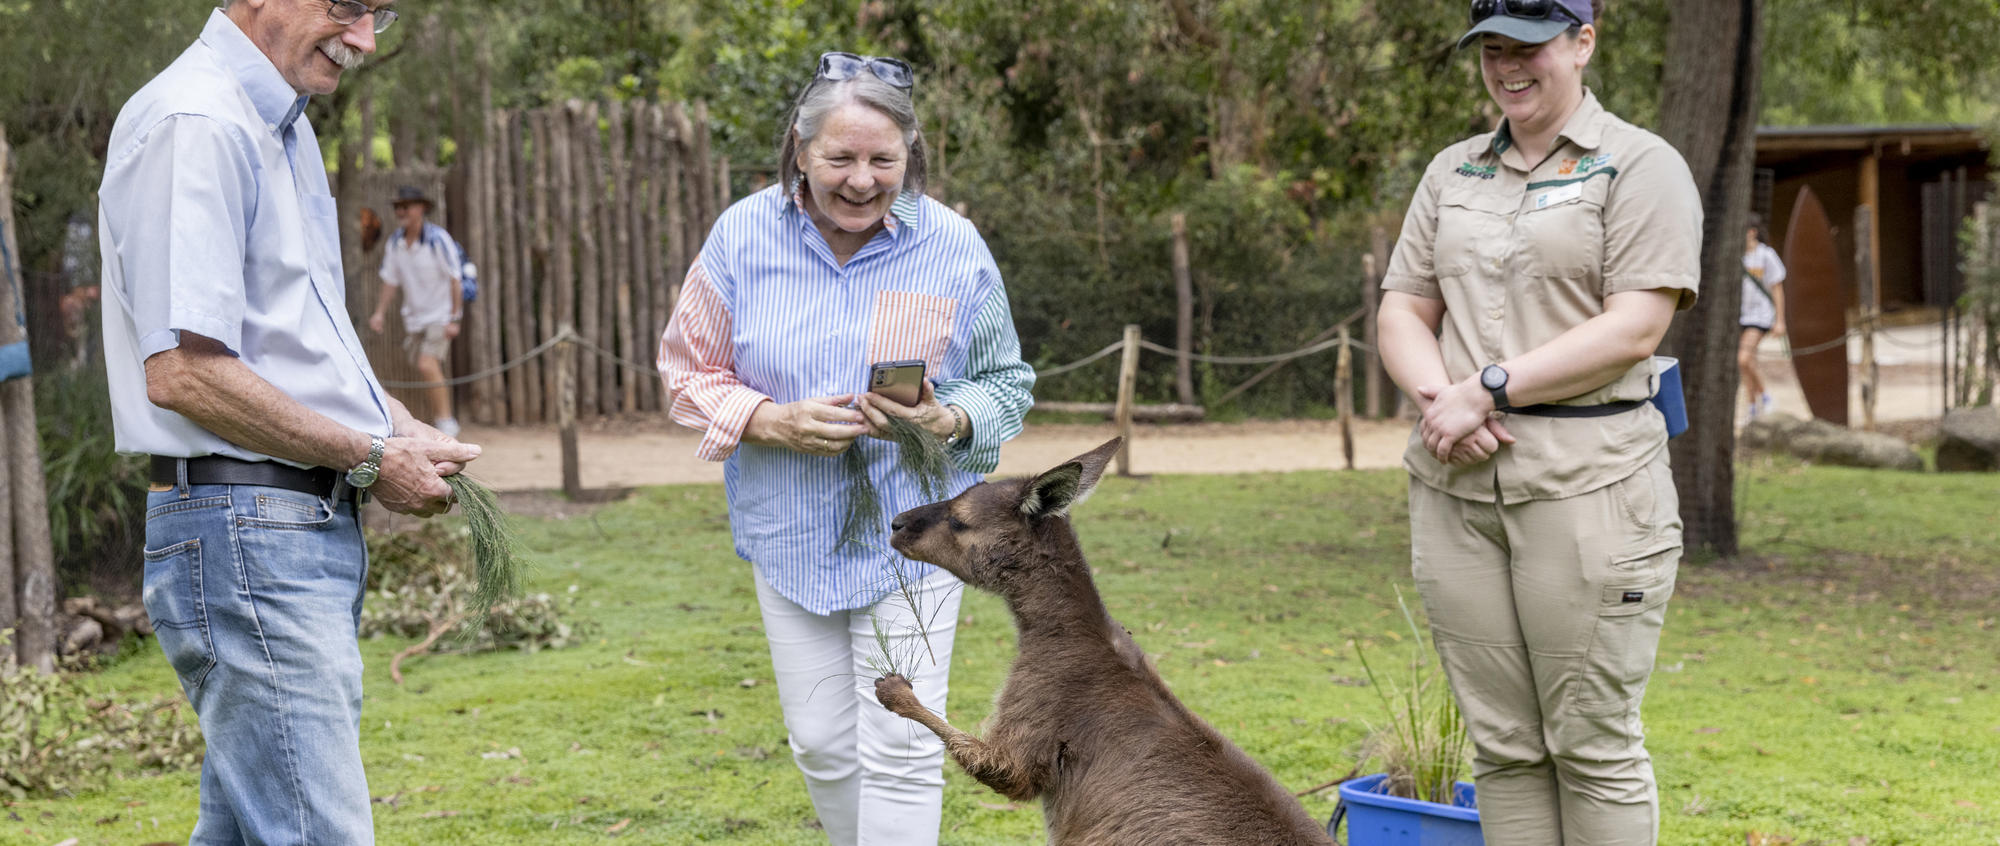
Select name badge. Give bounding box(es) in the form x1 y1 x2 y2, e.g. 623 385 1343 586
1533 182 1585 210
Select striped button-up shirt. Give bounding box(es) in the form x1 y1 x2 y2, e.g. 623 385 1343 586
659 185 1035 614
98 10 391 463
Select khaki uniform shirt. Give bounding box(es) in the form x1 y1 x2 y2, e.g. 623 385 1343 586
1383 90 1703 504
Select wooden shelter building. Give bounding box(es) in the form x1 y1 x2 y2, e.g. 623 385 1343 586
1756 124 1991 314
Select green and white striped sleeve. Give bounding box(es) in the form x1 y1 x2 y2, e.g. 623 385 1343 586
935 281 1035 474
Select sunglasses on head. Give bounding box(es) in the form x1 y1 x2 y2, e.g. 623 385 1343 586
1469 0 1584 27
815 52 915 89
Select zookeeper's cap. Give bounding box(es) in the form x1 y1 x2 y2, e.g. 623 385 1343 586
1457 0 1592 50
392 185 434 208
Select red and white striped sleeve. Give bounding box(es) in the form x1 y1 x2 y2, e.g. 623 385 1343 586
658 258 769 461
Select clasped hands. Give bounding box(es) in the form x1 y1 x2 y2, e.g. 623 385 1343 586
745 380 957 457
1417 377 1516 467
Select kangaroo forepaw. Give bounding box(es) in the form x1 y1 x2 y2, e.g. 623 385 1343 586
875 673 923 715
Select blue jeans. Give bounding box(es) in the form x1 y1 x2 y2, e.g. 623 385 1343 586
143 473 374 845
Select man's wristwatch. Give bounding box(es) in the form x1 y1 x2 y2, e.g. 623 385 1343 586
346 434 386 489
1480 364 1512 411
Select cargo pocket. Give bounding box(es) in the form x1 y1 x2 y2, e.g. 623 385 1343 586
142 539 217 692
1572 550 1676 717
866 291 956 375
1553 551 1675 761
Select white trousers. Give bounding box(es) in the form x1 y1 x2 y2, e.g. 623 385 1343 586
755 567 964 846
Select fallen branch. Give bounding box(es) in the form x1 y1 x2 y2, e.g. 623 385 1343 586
1293 765 1361 798
390 610 469 685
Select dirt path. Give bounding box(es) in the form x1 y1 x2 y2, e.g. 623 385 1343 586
458 416 1418 492
460 321 1949 493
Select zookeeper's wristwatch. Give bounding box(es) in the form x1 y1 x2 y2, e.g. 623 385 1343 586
1480 364 1512 411
346 434 386 489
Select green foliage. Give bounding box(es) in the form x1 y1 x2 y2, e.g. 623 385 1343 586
362 521 590 655
34 356 146 593
1351 589 1471 805
0 631 202 800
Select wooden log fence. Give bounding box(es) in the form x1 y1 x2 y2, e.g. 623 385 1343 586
347 100 725 425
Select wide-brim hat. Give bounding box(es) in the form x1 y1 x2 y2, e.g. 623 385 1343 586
1456 0 1592 50
392 185 434 208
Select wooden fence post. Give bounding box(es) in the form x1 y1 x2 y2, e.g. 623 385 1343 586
557 324 581 498
1171 213 1195 406
1337 326 1355 470
1114 324 1141 477
1855 204 1876 431
1361 252 1381 419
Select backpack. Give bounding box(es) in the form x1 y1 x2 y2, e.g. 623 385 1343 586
420 222 478 303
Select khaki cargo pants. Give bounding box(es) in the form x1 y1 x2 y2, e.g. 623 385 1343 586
1409 451 1681 846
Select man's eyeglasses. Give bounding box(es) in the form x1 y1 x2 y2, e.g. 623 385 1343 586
328 0 399 34
814 52 914 89
1468 0 1583 27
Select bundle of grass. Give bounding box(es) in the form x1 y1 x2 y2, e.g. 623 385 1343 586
442 473 531 627
838 416 955 549
1351 589 1471 803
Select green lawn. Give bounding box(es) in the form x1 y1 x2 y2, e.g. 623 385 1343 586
8 458 1999 845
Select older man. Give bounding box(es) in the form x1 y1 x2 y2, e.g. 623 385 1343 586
96 1 477 842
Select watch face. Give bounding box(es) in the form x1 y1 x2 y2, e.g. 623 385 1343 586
347 467 379 488
1481 366 1506 390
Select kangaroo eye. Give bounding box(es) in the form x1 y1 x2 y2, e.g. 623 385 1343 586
946 515 968 532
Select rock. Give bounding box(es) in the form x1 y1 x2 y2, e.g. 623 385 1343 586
113 603 153 637
60 616 104 656
1937 405 2000 472
1740 413 1924 471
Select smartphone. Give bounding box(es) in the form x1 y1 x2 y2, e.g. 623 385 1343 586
868 360 926 406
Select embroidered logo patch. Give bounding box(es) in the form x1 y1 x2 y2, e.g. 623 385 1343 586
1454 162 1498 180
1621 591 1645 603
1573 153 1613 175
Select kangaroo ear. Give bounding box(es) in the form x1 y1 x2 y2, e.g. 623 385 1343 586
1018 437 1122 520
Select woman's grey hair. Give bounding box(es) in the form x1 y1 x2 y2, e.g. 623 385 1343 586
777 71 927 198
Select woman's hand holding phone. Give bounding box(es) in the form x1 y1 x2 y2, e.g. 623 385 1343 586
860 377 957 442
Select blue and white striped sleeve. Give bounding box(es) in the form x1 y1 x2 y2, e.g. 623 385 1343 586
935 279 1035 474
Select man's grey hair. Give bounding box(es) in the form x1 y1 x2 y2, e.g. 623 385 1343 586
776 71 928 198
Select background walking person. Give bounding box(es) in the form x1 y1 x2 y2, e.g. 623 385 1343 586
1738 213 1788 419
369 184 469 437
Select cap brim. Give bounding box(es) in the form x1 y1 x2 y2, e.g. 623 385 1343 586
1456 17 1570 50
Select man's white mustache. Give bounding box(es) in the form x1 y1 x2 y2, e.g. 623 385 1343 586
319 38 364 71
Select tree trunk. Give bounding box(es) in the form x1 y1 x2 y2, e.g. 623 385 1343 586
1656 0 1762 558
0 124 56 672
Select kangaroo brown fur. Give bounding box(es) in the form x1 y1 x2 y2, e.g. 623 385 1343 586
877 437 1333 845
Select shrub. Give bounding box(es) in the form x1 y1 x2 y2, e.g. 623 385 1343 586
35 355 147 594
0 631 202 800
362 522 594 656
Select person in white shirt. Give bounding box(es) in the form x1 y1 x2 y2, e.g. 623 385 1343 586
1739 213 1788 419
368 185 464 436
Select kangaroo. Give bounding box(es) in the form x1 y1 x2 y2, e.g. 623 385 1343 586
875 437 1333 845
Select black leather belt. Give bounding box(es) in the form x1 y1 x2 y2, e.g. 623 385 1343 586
1507 400 1647 418
149 455 353 501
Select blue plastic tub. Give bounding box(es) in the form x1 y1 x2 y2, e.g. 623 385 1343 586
1334 773 1483 846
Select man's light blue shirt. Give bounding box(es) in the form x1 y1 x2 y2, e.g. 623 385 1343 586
99 10 391 464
